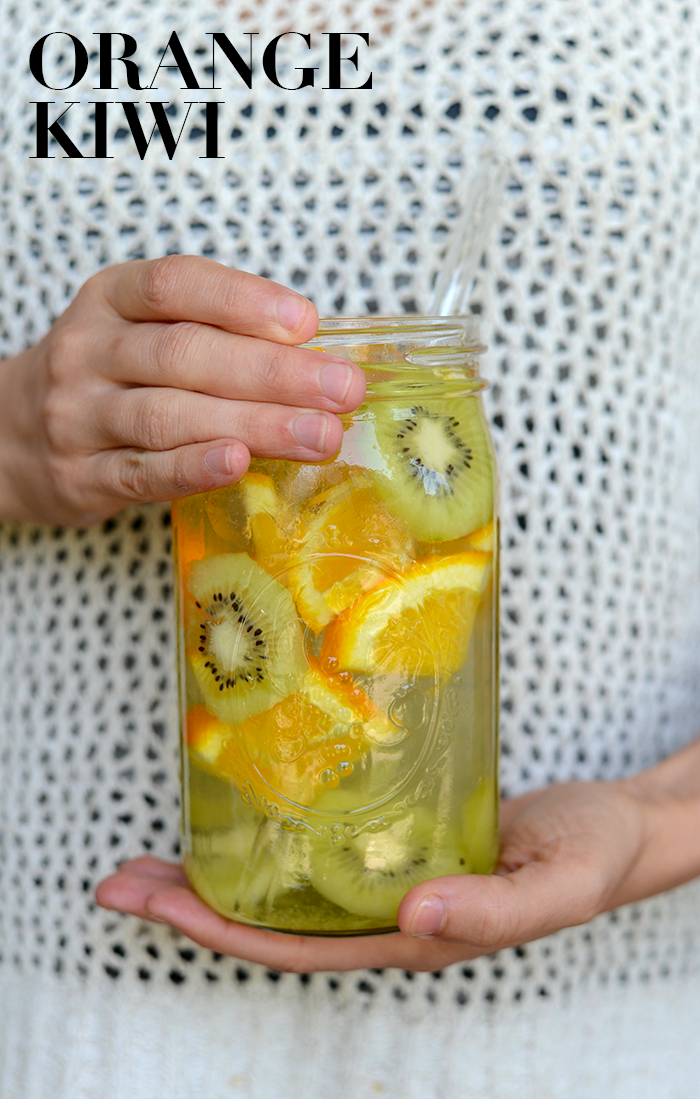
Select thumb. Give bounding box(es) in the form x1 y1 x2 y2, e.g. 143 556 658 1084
397 858 605 950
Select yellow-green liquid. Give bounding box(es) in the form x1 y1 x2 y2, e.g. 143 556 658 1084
174 428 499 935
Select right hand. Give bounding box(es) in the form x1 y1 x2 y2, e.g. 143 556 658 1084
96 740 700 973
0 255 365 527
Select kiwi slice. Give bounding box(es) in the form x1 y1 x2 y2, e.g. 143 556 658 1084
369 397 495 542
187 817 312 922
186 554 307 725
308 805 468 920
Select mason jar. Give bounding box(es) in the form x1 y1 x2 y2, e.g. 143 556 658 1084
172 315 499 935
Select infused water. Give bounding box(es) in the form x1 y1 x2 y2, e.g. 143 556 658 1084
174 318 499 934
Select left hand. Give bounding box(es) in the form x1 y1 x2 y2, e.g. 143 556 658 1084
96 774 687 973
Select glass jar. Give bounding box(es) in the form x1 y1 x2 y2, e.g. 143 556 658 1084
172 316 499 935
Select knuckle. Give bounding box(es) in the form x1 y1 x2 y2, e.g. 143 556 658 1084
257 345 295 397
280 940 317 975
232 401 258 444
150 321 201 382
139 254 185 313
113 450 151 502
169 450 200 498
45 323 84 388
44 451 70 498
210 265 241 318
135 390 175 451
112 447 199 503
42 387 73 451
73 269 107 309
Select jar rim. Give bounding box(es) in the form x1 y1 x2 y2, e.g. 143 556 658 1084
307 314 487 397
311 314 485 352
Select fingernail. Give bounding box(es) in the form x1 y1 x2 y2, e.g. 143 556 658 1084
293 413 329 452
277 293 308 332
320 361 354 404
409 895 446 938
204 445 232 476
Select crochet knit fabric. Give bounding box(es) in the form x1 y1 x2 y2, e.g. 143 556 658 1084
1 1 699 1096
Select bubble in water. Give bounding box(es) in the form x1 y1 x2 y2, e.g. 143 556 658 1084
336 761 353 776
320 769 340 788
329 722 350 741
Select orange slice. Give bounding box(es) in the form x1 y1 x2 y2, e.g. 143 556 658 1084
466 520 495 553
172 500 207 568
285 473 415 633
320 551 491 677
213 659 395 807
421 519 495 558
240 471 292 571
186 705 234 767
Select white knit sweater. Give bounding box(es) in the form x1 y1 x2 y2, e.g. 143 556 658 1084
1 2 700 1096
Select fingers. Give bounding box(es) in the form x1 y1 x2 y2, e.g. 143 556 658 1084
95 388 345 462
115 856 189 882
95 859 188 920
80 438 251 506
396 785 641 950
94 785 649 973
82 400 344 505
95 858 471 973
94 851 601 972
399 873 562 949
397 859 606 951
96 856 188 906
102 321 365 413
98 256 319 344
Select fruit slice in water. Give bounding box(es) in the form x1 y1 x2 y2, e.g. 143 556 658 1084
186 812 312 919
466 519 495 553
214 658 394 807
172 498 207 566
240 471 292 571
431 518 496 558
186 705 233 767
229 824 311 914
321 551 491 677
370 397 495 542
308 804 468 920
186 554 307 725
284 473 414 634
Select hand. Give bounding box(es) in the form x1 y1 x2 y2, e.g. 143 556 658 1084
95 751 700 973
0 255 365 526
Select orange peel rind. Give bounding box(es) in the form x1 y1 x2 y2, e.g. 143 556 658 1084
186 705 235 767
465 520 495 553
320 551 492 677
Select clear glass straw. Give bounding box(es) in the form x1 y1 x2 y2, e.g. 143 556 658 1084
428 151 508 317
